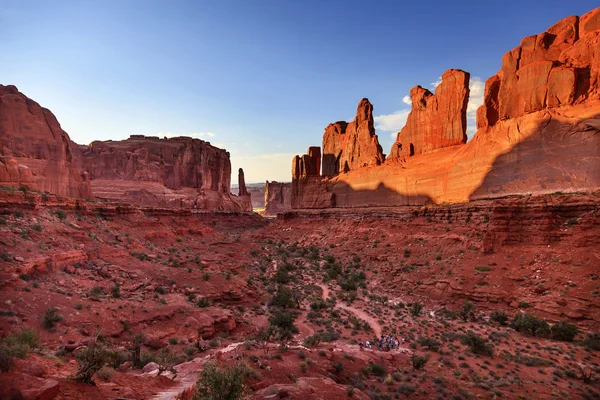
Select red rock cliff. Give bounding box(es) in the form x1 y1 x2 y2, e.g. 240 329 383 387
322 99 384 176
264 181 292 216
389 69 470 160
290 8 600 209
0 85 91 198
79 135 251 211
477 9 600 128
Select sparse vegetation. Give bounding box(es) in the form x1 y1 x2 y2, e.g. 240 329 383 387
193 362 248 400
42 307 63 329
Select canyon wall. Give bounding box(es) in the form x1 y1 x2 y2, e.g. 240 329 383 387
264 181 292 216
388 69 470 160
78 136 251 211
291 8 600 209
0 85 251 211
0 85 92 198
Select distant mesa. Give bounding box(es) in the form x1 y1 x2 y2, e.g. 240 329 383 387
290 7 600 209
0 85 251 211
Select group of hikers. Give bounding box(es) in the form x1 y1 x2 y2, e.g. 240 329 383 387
359 334 405 352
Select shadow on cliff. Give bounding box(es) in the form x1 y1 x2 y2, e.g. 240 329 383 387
469 113 600 201
329 181 432 208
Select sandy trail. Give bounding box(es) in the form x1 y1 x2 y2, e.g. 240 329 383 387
151 342 244 400
336 303 383 338
317 284 383 337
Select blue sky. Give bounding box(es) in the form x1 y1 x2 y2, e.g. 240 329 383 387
1 0 597 182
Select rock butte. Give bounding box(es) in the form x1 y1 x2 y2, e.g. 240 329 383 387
0 85 251 211
290 8 600 209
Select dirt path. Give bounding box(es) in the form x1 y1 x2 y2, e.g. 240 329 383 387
336 303 382 338
151 342 244 400
317 284 383 338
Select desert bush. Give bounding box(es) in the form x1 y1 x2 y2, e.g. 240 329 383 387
303 334 322 348
269 285 298 309
196 298 211 308
75 343 108 384
550 321 578 342
490 311 508 326
410 303 423 317
459 331 494 356
582 333 600 351
512 313 550 337
418 337 440 352
411 354 429 370
368 362 386 377
111 282 121 298
43 307 63 329
96 366 115 381
459 301 475 322
193 362 248 400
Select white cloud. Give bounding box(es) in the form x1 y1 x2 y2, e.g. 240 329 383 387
467 77 484 120
374 109 410 133
402 95 411 105
430 77 442 90
466 77 485 140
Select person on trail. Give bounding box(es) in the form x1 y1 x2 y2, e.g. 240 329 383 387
359 342 364 351
365 339 370 350
401 337 405 345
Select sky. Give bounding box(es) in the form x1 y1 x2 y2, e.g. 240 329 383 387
1 0 597 183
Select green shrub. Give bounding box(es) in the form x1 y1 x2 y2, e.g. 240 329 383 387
550 321 578 342
459 301 475 322
410 303 422 317
490 311 508 325
75 343 107 384
111 282 121 298
368 362 386 377
43 307 63 329
418 337 440 352
197 298 211 308
96 366 115 381
32 223 43 232
131 252 149 261
55 210 67 220
512 313 550 337
411 354 429 370
193 362 248 400
582 333 600 351
459 331 494 356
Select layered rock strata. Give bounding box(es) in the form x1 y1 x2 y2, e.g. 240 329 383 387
0 85 92 198
264 181 292 216
291 8 600 209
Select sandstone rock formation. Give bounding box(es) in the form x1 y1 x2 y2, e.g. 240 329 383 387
321 99 384 176
79 135 251 211
0 85 91 198
264 181 292 216
0 85 251 211
291 147 334 209
290 8 600 209
389 69 470 160
477 8 600 128
238 168 248 196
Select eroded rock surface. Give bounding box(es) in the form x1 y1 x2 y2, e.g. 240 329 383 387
0 85 91 198
389 69 470 160
291 9 600 209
